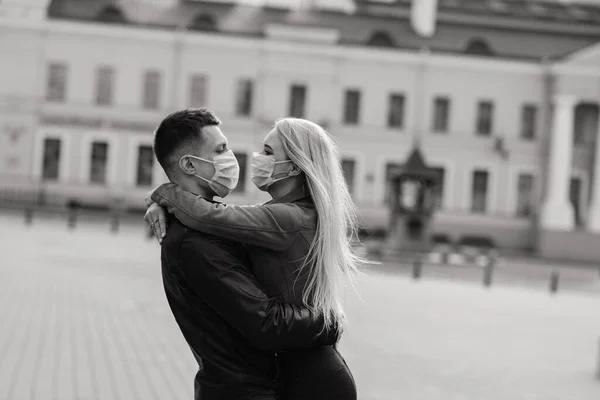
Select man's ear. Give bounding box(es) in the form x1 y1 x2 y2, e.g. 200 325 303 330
178 156 195 175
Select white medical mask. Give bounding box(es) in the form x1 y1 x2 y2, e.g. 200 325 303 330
180 150 239 198
250 152 296 191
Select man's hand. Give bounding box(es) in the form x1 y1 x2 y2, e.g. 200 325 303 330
144 203 168 244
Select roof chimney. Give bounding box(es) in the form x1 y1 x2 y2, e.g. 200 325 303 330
410 0 438 38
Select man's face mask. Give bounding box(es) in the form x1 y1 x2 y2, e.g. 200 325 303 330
250 152 298 191
180 150 239 198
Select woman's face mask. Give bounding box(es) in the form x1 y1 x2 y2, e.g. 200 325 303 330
180 150 239 198
250 152 296 191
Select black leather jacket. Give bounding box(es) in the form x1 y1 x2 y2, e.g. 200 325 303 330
160 209 336 399
152 184 319 306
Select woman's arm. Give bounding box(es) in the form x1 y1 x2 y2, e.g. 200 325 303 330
179 233 339 351
150 183 304 251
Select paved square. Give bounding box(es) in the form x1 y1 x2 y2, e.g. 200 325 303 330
0 213 599 400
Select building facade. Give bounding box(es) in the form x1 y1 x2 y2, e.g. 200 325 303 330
2 0 600 260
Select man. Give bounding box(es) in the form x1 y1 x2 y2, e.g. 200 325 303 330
147 108 336 399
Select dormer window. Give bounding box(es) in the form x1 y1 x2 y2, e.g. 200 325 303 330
97 5 127 23
366 31 396 48
465 38 494 57
189 13 218 32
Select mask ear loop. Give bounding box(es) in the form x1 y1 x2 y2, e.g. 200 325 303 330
270 164 302 188
193 173 212 185
179 154 215 185
271 160 295 179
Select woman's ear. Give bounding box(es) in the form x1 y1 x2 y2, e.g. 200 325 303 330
290 164 303 176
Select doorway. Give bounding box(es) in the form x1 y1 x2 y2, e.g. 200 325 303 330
569 176 584 228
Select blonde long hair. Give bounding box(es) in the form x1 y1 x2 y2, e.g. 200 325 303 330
275 117 365 331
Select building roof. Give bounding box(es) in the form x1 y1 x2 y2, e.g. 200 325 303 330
46 0 600 61
428 0 600 25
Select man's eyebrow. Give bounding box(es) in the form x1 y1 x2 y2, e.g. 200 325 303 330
264 144 273 151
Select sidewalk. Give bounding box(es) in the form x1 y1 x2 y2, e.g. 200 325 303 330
1 216 600 400
0 221 196 400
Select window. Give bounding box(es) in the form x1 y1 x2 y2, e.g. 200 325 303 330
388 93 405 129
573 109 585 145
190 74 207 107
341 159 356 197
89 141 109 184
96 65 114 106
136 145 154 187
343 90 361 125
233 152 247 193
289 84 307 118
42 138 61 181
431 167 445 209
516 173 534 217
476 100 493 136
46 63 68 102
573 104 599 146
471 170 489 213
142 70 161 110
235 79 253 117
520 104 537 140
432 97 450 133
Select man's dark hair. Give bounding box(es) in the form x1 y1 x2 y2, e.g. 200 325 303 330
153 108 221 176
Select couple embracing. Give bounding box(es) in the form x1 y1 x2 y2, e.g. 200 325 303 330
144 107 364 400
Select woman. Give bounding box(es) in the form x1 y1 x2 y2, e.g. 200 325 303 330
145 118 363 399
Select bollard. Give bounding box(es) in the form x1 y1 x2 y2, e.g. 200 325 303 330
67 208 77 230
482 262 494 287
110 212 120 234
549 270 560 294
412 258 422 280
24 208 33 225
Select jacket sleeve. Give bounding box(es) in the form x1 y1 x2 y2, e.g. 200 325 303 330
151 183 303 251
179 234 338 351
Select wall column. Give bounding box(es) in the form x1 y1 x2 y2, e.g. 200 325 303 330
539 94 576 231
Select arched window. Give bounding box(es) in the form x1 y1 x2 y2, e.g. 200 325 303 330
97 5 127 23
465 38 494 56
189 13 217 32
366 31 396 48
